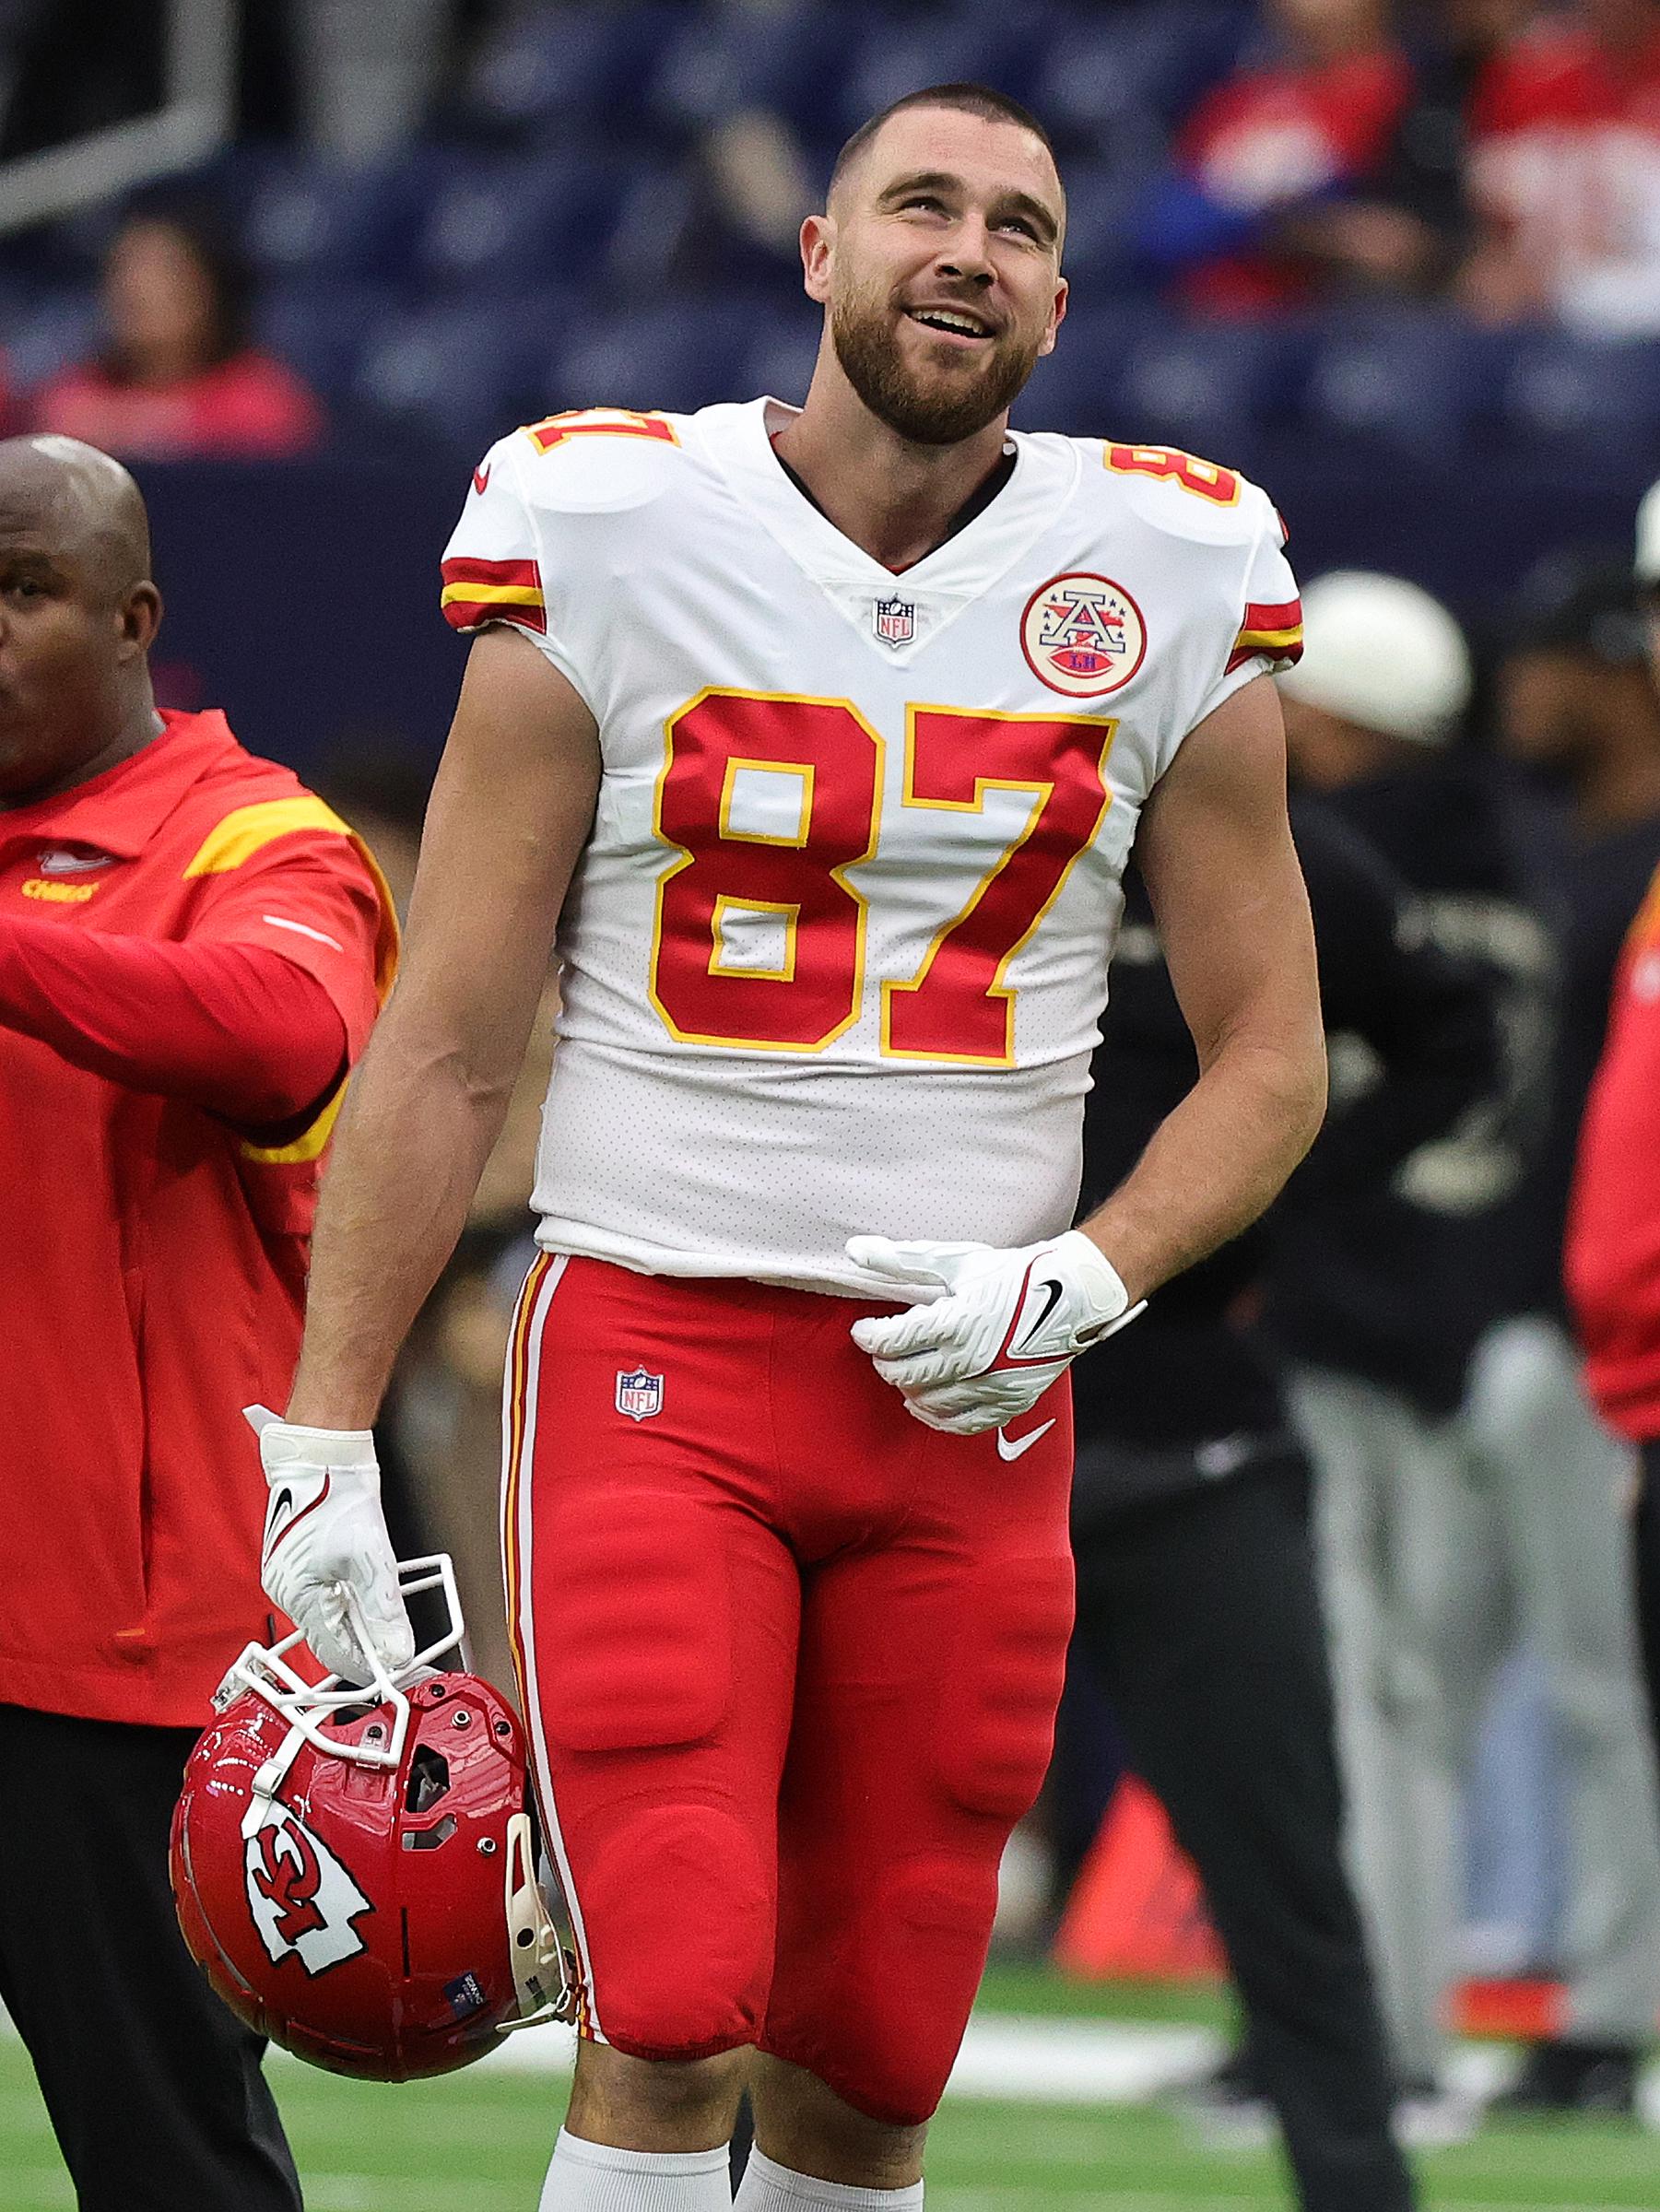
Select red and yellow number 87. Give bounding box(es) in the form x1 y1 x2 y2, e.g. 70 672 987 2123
649 689 1116 1065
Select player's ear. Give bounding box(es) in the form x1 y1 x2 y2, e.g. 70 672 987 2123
117 580 163 659
1039 277 1068 359
800 211 834 303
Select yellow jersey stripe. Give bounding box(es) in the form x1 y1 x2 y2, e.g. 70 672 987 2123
183 796 352 877
440 580 545 608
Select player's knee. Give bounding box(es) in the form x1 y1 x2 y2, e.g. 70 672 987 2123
583 1802 771 2058
933 1553 1073 1819
571 2040 750 2140
773 1855 996 2126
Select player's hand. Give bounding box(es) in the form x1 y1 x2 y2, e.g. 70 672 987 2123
247 1406 415 1686
845 1231 1142 1435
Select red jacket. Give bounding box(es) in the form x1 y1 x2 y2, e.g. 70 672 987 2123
32 349 324 461
1568 865 1660 1443
0 711 395 1724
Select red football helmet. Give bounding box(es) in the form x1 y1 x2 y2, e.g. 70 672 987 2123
171 1556 574 2080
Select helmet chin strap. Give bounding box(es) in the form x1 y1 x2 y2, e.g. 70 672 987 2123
500 1813 580 2030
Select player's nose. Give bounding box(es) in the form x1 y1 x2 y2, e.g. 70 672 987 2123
936 219 996 286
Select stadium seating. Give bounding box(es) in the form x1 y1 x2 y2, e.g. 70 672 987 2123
647 2 867 144
550 300 754 415
454 1 675 143
1301 310 1508 456
1502 334 1660 463
6 0 1659 477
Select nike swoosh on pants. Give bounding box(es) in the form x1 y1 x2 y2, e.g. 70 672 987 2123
996 1418 1056 1462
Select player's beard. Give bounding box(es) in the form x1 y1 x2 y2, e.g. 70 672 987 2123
830 283 1043 447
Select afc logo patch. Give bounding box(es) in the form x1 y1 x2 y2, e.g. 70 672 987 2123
1021 571 1148 698
244 1806 372 1975
873 595 915 647
615 1366 664 1421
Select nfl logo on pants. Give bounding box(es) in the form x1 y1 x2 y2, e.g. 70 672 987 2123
615 1366 664 1420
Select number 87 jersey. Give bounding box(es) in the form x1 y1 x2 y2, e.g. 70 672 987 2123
441 397 1302 1299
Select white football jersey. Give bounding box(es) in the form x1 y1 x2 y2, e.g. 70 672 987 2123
441 397 1301 1297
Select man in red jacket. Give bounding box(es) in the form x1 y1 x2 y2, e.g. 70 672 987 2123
1569 473 1660 1789
0 433 394 2209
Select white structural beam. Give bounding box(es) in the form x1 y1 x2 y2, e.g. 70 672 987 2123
0 0 235 237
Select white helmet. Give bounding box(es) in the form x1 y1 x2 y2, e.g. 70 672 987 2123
1277 571 1472 747
1636 478 1660 588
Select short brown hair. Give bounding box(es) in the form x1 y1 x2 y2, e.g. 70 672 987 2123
830 81 1059 200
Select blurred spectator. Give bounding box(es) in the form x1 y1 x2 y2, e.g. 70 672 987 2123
1273 571 1660 2118
1476 550 1660 2114
1569 479 1660 1814
1463 0 1660 332
1296 0 1538 298
31 201 324 460
1065 791 1495 2205
1142 0 1414 314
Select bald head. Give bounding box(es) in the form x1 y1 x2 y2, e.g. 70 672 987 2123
0 435 151 602
0 435 163 807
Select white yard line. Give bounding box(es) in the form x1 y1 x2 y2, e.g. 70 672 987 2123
1 1994 1651 2121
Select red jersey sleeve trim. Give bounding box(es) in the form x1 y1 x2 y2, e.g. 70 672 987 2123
1228 595 1304 674
441 555 547 635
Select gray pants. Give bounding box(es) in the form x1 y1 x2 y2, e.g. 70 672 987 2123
1290 1317 1660 2084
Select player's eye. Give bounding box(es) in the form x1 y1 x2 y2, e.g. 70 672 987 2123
901 194 947 215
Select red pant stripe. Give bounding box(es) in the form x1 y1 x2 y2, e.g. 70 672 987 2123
498 1253 603 2035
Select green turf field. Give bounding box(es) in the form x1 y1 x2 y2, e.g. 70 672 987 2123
4 1971 1656 2211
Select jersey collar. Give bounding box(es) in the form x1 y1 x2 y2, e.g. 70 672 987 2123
0 709 239 859
701 396 1079 665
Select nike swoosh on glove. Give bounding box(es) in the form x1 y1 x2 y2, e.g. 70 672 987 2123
845 1231 1142 1435
248 1405 415 1686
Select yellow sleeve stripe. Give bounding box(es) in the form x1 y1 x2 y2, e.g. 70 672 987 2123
1235 624 1303 651
239 1079 348 1166
183 796 352 877
440 579 545 609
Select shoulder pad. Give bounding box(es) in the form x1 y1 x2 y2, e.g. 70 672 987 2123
1093 441 1270 547
512 407 686 513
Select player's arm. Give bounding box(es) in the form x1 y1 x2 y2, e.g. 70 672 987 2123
1079 672 1326 1292
0 923 346 1123
286 628 599 1431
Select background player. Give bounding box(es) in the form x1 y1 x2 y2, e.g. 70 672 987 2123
0 434 394 2212
255 87 1325 2211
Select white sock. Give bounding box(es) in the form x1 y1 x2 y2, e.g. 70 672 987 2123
540 2126 733 2210
733 2147 923 2209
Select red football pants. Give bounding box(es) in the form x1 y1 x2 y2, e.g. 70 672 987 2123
500 1254 1074 2126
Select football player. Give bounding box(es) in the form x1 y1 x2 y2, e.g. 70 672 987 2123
260 84 1325 2211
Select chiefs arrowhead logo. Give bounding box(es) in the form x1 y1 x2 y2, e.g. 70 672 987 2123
244 1806 371 1974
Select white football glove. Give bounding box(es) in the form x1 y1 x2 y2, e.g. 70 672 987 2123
846 1230 1143 1435
247 1405 415 1686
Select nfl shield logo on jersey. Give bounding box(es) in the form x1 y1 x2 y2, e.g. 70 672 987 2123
615 1366 664 1420
873 595 915 648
